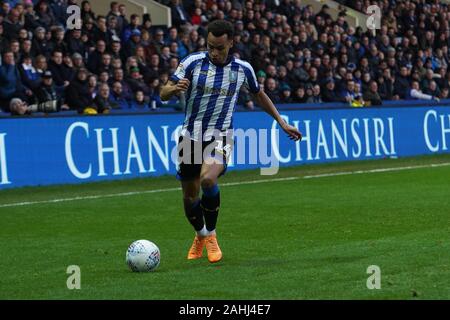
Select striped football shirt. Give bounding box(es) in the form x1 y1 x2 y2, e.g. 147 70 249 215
170 51 260 139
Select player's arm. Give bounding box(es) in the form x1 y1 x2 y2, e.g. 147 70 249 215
160 79 190 101
252 90 302 141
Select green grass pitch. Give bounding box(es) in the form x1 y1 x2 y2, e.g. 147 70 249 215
1 154 449 300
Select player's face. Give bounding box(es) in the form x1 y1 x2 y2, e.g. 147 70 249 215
207 33 233 65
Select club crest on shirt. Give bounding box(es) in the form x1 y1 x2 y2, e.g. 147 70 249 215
229 70 238 83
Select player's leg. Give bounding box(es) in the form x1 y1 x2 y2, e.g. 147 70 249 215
182 178 203 233
178 134 208 259
182 178 208 260
199 161 225 263
199 133 233 263
199 162 223 234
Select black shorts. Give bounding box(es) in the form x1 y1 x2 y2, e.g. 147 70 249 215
176 132 234 181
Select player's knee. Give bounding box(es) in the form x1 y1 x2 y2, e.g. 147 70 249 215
200 175 216 189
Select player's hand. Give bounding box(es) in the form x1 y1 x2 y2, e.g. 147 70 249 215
281 122 302 141
176 78 190 93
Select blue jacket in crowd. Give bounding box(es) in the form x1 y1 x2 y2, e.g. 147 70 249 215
0 63 24 99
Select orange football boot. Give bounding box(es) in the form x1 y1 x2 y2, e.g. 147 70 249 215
187 235 205 260
205 234 222 263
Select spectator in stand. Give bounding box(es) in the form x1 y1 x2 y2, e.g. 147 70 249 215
3 8 23 41
10 39 21 62
341 79 357 103
130 90 150 110
97 53 114 77
31 26 50 58
65 68 93 113
127 66 150 96
93 83 113 113
93 15 113 46
109 81 130 109
48 26 68 55
48 50 72 95
264 77 280 104
9 97 30 115
87 74 98 98
170 0 191 32
35 0 56 29
322 78 346 103
424 80 441 98
19 54 41 91
0 51 32 111
307 84 322 103
87 40 107 73
106 2 124 35
112 67 132 101
67 28 86 57
80 0 96 22
71 53 85 72
34 70 62 109
394 66 411 100
279 84 293 103
293 86 307 103
34 54 48 75
363 81 383 106
122 13 140 42
125 28 142 57
409 81 440 101
98 71 110 85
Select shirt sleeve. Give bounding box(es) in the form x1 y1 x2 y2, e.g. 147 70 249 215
170 62 187 83
243 63 260 94
169 53 203 83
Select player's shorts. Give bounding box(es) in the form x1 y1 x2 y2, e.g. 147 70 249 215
176 131 234 181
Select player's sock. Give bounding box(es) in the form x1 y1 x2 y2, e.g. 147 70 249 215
185 199 204 232
197 225 210 237
201 184 220 232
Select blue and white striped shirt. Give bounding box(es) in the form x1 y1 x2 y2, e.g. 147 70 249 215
170 52 260 139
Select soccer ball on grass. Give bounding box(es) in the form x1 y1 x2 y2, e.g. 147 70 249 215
126 240 160 272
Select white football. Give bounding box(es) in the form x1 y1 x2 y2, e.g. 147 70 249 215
126 240 160 272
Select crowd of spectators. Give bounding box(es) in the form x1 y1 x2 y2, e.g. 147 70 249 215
0 0 185 115
157 0 450 107
0 0 449 116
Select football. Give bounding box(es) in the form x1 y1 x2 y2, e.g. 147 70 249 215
126 240 160 272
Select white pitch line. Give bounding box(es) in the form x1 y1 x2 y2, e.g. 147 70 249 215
1 162 449 209
0 178 300 209
303 162 450 179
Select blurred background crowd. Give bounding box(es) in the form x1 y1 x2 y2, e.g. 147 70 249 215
0 0 449 115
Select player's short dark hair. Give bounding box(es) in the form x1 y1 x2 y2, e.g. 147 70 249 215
207 20 234 40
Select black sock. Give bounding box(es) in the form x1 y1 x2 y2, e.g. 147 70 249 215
201 185 220 232
185 199 204 232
